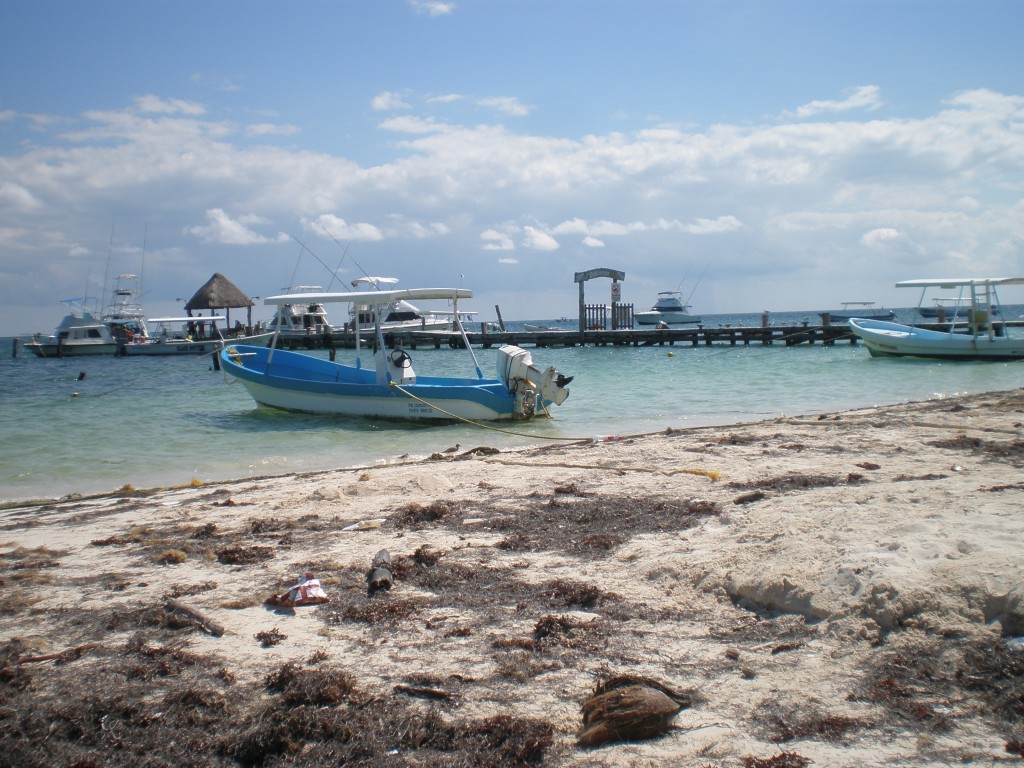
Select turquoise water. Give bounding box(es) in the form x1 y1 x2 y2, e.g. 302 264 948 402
3 309 1023 504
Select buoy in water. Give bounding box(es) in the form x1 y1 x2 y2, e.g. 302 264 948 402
667 351 674 358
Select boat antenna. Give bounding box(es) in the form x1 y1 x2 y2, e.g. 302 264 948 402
320 224 373 286
285 241 304 290
674 264 692 295
684 261 710 306
139 222 147 302
100 219 115 314
290 234 355 292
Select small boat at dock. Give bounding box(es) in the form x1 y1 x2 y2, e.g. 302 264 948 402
24 298 119 357
634 292 701 325
266 286 336 346
349 277 473 332
117 316 274 356
849 277 1024 360
820 302 897 323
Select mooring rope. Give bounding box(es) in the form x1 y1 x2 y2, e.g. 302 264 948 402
388 381 582 441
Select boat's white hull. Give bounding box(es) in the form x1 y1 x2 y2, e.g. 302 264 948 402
635 311 701 325
849 318 1024 360
236 376 511 421
122 339 222 356
25 340 118 357
120 332 274 356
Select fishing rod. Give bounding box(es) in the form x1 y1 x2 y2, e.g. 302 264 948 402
684 261 711 306
289 234 359 292
673 264 692 295
285 241 304 291
319 225 375 288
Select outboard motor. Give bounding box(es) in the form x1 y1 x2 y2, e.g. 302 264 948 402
496 345 572 418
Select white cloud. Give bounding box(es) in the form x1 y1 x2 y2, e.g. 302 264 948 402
552 217 740 238
186 209 289 245
792 85 883 118
861 227 902 247
410 0 455 16
481 229 514 251
379 115 447 134
134 94 206 116
246 122 301 137
477 96 531 117
685 216 743 235
372 91 412 111
498 257 519 264
3 86 1024 333
310 214 383 242
522 226 559 251
427 93 464 105
0 181 40 211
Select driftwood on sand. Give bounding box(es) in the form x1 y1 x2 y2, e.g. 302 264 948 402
164 597 225 637
367 548 394 594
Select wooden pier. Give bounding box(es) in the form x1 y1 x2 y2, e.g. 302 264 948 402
386 323 857 350
278 320 1024 352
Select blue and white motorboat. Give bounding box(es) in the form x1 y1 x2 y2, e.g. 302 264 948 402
220 287 573 421
849 277 1024 360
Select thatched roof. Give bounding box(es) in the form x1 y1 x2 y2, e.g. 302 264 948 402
184 273 254 311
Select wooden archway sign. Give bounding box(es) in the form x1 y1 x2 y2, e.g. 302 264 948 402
574 267 625 335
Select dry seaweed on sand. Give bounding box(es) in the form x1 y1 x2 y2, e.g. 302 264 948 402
855 633 1024 741
484 493 721 555
743 753 810 768
752 697 872 743
1 628 559 768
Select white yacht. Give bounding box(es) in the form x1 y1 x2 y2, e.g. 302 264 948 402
266 286 335 343
349 277 460 332
634 291 701 325
25 298 119 357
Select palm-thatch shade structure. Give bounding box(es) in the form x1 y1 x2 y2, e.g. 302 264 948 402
184 273 256 330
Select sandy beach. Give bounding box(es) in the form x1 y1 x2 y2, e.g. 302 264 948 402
2 389 1023 767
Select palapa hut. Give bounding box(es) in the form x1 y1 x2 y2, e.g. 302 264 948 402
184 273 256 332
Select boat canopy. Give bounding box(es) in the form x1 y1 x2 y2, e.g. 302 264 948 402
352 276 400 287
264 288 472 306
896 278 1024 289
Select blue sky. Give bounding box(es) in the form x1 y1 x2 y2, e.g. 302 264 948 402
3 0 1024 334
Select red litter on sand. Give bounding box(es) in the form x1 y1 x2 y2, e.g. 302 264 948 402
265 571 331 607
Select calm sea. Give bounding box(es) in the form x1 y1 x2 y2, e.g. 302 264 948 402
3 308 1023 504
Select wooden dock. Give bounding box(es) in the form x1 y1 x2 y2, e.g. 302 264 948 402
389 323 856 350
277 320 1024 352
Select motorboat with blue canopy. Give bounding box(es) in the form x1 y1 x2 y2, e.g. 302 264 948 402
220 287 573 421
